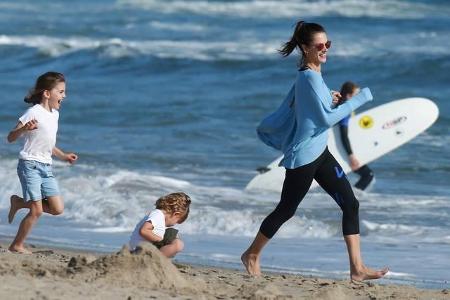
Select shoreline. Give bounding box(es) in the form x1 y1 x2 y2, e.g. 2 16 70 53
0 242 448 299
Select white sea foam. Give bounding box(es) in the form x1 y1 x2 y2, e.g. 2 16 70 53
117 0 450 20
410 132 450 148
0 34 278 60
362 220 427 236
148 21 208 32
1 157 448 241
0 157 338 239
361 220 450 245
2 30 448 61
179 206 337 238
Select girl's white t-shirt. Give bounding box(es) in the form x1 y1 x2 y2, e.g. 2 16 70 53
129 209 166 250
18 104 59 164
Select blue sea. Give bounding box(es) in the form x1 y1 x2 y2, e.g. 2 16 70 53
0 0 449 290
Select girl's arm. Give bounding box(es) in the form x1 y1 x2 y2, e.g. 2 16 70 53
139 221 164 242
7 120 38 143
52 147 78 164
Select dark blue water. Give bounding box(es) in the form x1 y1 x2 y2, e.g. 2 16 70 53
0 0 449 289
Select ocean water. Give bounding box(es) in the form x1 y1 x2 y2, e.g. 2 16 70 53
0 0 449 290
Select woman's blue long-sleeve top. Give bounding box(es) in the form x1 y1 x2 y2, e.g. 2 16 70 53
271 69 373 169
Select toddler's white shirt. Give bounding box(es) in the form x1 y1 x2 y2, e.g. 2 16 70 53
129 209 166 250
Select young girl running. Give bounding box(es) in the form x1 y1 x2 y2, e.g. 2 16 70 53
7 71 78 254
241 21 388 281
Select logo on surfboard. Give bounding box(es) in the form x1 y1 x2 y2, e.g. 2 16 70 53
382 116 407 130
359 115 374 129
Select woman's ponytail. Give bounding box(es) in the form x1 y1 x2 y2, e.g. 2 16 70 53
278 21 326 66
279 21 305 57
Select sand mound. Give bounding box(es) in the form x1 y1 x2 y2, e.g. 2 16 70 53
65 244 194 291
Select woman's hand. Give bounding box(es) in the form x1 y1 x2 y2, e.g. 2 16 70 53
331 91 342 106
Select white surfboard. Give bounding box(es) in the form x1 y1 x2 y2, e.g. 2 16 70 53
246 97 439 193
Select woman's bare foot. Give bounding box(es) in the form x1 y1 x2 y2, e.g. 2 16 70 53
241 251 261 276
351 266 389 282
8 195 23 224
8 245 32 255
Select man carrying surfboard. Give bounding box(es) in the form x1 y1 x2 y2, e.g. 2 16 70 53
338 81 375 191
241 21 389 282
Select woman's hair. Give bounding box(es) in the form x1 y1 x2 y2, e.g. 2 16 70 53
24 71 65 105
279 21 326 65
340 81 360 100
155 192 191 223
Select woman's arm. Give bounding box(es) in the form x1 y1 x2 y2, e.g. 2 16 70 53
306 75 372 127
52 147 78 164
139 221 164 242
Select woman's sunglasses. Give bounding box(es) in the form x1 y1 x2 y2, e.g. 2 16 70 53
314 40 332 51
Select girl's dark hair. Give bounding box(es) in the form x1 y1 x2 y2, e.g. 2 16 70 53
340 81 359 99
279 21 326 65
24 72 65 105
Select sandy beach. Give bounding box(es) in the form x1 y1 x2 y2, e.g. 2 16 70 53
0 242 447 300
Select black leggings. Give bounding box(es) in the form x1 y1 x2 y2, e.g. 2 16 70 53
260 148 359 238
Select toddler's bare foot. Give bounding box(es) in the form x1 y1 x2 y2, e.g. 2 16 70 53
8 245 32 255
8 195 22 224
241 251 261 276
351 266 389 282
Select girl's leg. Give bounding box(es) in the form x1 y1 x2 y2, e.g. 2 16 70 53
159 238 184 258
242 160 317 276
8 195 28 223
8 195 63 223
44 195 64 215
314 150 388 281
9 200 43 254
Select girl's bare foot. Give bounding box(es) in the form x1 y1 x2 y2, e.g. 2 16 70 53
8 245 32 255
351 266 389 282
241 251 261 276
8 195 22 224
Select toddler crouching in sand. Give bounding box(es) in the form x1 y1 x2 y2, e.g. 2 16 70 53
129 192 191 258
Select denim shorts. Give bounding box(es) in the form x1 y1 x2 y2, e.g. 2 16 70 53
17 159 60 201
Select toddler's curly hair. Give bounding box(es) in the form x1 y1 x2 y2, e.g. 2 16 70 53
155 192 191 223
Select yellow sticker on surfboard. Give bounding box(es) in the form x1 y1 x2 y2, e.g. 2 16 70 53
359 115 374 129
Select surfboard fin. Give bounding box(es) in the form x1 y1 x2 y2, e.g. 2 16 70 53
256 166 271 174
